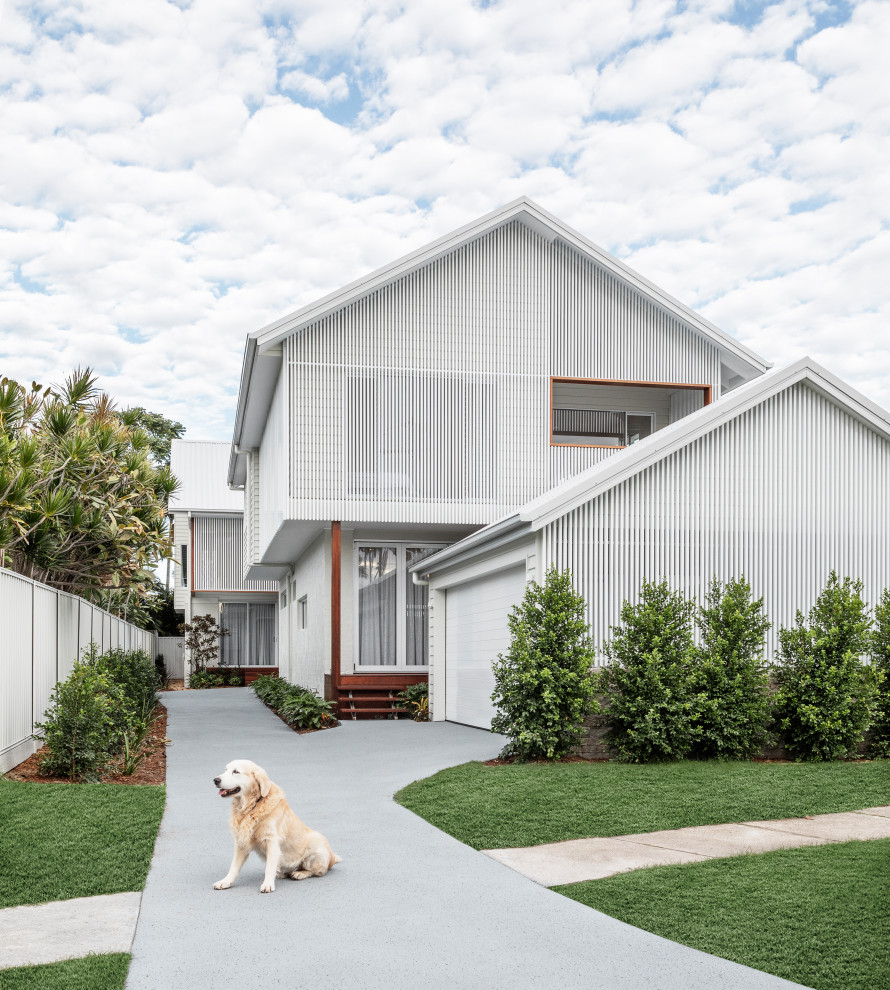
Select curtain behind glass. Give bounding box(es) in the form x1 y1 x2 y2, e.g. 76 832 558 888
357 546 397 665
220 603 248 666
250 604 276 666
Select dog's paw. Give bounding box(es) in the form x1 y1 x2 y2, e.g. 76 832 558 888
260 881 275 893
213 879 232 890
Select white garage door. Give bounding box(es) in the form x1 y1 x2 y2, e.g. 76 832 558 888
445 565 526 729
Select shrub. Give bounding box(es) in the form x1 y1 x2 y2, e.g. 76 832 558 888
188 670 213 689
34 660 123 779
250 675 336 730
689 577 772 759
398 682 429 721
491 567 597 760
773 572 881 761
89 646 159 729
601 580 698 762
870 589 890 757
183 614 228 675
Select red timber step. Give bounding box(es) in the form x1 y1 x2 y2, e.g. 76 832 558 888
337 689 409 721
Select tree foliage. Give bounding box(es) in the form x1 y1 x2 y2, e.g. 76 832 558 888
491 567 597 760
773 572 881 761
868 589 890 757
0 368 178 609
689 577 772 759
183 613 228 675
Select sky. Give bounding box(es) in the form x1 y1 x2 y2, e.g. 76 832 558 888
1 0 887 440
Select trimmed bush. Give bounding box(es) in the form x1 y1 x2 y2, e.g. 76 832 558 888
34 661 123 779
601 580 697 762
491 567 597 760
89 646 159 729
689 577 772 760
868 589 890 757
773 572 881 761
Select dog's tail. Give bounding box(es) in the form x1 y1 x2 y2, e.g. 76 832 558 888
330 852 342 868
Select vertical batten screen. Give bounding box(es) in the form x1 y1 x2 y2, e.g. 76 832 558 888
278 220 724 528
542 383 890 663
194 516 276 591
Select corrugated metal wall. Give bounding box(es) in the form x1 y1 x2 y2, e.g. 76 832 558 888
193 516 276 592
0 567 158 772
277 220 721 527
541 382 890 663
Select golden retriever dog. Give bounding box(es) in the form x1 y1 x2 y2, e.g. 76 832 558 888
212 759 340 893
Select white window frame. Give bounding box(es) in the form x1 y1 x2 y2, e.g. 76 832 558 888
352 541 446 672
625 410 655 445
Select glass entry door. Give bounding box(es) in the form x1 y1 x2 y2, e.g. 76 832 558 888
355 543 445 670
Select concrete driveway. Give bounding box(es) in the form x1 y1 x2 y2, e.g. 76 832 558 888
127 689 802 990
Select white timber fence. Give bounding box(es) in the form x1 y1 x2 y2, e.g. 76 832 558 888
0 566 158 773
157 636 185 679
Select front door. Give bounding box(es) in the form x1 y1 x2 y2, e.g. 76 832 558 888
354 543 445 670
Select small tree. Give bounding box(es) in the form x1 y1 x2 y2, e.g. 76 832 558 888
601 580 697 762
773 572 880 761
689 577 772 759
183 614 229 676
490 567 597 760
868 588 890 757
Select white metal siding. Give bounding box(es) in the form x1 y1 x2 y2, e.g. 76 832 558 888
169 441 244 513
193 516 276 592
259 371 286 556
0 567 157 772
541 382 890 662
282 220 721 527
444 565 526 729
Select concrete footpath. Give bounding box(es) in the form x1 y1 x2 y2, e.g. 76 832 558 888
123 688 802 990
484 807 890 886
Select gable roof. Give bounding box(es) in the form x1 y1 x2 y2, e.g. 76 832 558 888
170 440 244 514
229 197 771 485
412 356 890 576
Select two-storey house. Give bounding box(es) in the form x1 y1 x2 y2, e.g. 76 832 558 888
170 440 278 678
228 197 790 717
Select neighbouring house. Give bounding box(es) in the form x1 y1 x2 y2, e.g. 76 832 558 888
169 440 278 680
227 196 790 719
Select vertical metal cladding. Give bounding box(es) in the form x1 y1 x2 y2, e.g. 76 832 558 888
194 517 276 592
280 220 722 527
544 382 890 663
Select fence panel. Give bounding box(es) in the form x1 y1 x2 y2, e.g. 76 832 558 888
32 585 58 733
0 566 158 773
157 636 185 679
0 571 34 771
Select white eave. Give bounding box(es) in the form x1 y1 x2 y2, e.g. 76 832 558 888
229 196 772 486
412 356 890 576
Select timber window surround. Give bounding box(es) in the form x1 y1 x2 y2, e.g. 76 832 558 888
550 378 712 447
354 542 445 670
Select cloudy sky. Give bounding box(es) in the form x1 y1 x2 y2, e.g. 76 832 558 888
1 0 886 439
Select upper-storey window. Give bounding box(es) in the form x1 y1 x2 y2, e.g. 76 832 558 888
551 378 711 448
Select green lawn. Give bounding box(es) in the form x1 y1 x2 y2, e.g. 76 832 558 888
556 839 890 990
395 759 890 849
0 779 165 909
0 954 130 990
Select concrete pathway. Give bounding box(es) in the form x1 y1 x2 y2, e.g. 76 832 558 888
0 892 141 970
125 688 802 990
484 807 890 886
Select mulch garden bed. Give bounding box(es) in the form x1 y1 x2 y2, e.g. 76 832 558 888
483 754 599 765
6 702 168 786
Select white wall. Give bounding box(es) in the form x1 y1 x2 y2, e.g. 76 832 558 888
259 370 287 557
0 567 158 772
282 533 330 694
541 381 890 662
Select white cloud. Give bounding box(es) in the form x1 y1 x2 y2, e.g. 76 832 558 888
1 0 889 433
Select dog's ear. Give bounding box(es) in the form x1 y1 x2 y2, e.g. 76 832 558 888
253 767 272 798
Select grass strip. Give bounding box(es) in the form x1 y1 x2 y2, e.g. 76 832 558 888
0 953 130 990
395 759 890 849
555 839 890 990
0 779 164 909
